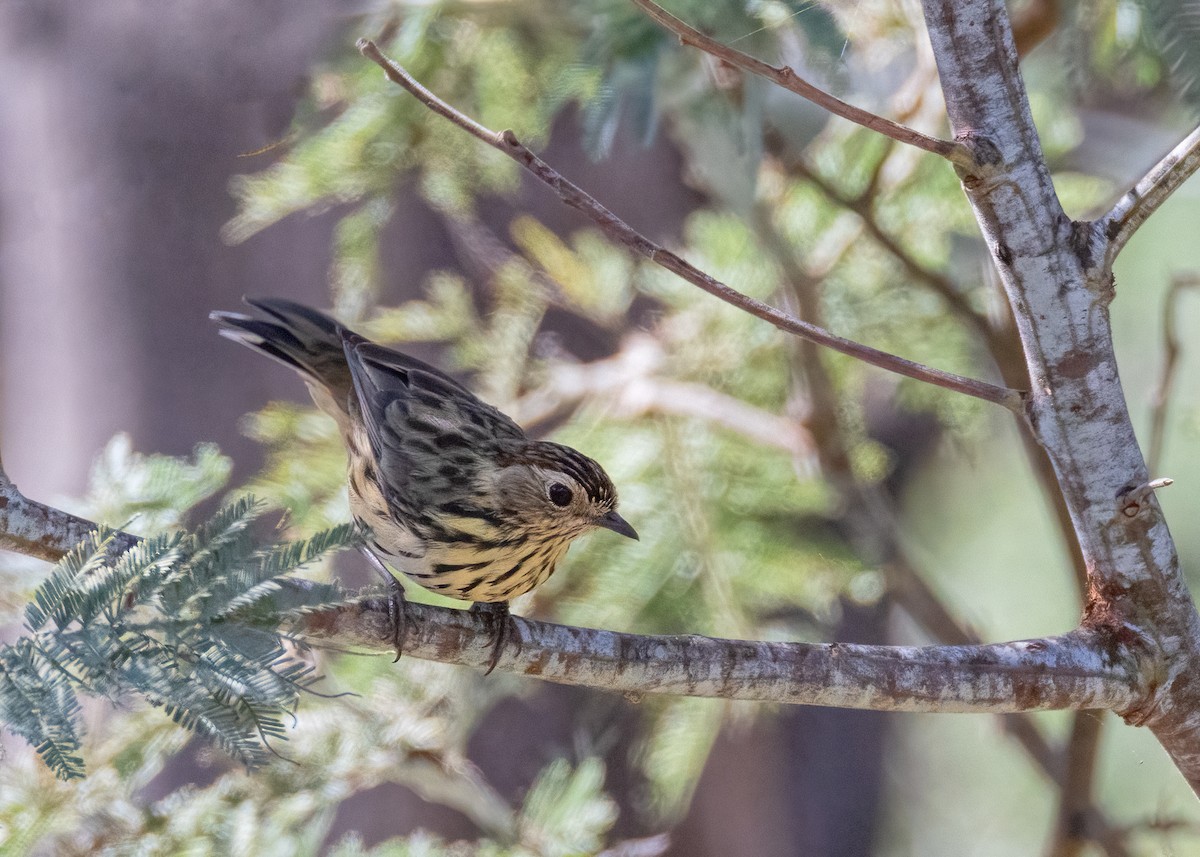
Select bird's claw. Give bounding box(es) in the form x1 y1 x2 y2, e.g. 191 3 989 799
359 546 406 661
470 601 515 675
385 578 407 663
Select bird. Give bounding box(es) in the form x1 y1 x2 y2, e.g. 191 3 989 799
211 298 637 673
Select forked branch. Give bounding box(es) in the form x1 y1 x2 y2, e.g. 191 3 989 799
357 40 1023 412
629 0 972 168
1099 124 1200 271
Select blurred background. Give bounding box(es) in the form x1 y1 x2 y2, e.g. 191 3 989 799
1 0 1200 854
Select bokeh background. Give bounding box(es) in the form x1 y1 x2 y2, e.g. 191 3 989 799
2 1 1200 855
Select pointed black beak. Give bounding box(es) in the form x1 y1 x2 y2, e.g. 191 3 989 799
596 509 639 540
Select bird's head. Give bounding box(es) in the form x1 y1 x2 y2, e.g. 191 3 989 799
491 441 638 543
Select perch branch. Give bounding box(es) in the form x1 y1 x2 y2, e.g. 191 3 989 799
0 457 139 562
628 0 972 168
1099 124 1200 271
357 39 1023 412
297 598 1142 712
0 455 1144 713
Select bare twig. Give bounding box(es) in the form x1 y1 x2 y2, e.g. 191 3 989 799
1099 124 1200 271
628 0 972 168
357 40 1023 412
791 160 995 342
1147 273 1200 473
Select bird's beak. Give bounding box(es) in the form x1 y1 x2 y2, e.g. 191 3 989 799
596 509 639 540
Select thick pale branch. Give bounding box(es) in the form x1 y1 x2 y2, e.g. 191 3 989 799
357 40 1022 412
628 0 972 168
297 597 1141 711
0 452 1143 713
0 459 139 562
1099 124 1200 271
923 0 1200 796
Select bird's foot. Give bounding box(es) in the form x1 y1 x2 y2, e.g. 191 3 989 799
469 601 515 675
359 546 406 662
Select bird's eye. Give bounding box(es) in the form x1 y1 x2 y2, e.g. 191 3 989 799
548 482 573 507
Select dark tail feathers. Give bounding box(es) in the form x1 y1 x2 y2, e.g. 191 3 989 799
210 298 352 395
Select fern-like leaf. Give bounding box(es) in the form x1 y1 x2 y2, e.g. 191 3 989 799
0 499 352 779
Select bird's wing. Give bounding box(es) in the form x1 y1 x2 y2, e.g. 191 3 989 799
342 333 525 509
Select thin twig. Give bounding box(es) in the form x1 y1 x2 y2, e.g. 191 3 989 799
357 40 1023 413
1147 273 1200 473
628 0 972 168
1099 124 1200 271
792 159 994 342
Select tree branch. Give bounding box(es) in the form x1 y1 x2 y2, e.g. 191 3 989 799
357 39 1023 412
0 454 1144 715
922 0 1200 796
1098 124 1200 272
627 0 972 168
297 598 1142 712
0 456 139 563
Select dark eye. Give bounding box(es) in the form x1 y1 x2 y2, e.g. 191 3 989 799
548 482 573 507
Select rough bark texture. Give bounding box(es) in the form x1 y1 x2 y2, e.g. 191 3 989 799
3 0 1200 830
922 0 1200 793
294 597 1144 712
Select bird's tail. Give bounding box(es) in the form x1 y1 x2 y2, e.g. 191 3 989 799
210 298 354 404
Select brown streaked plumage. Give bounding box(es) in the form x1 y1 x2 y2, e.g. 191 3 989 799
211 298 637 671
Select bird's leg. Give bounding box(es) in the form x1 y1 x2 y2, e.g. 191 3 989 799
359 546 406 662
469 601 515 675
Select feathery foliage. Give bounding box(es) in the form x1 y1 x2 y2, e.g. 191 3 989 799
6 0 1193 852
1 498 352 779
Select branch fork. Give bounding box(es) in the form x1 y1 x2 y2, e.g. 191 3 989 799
357 39 1022 412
